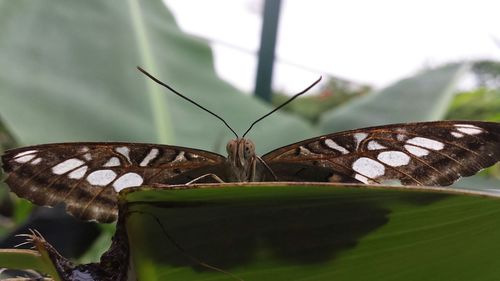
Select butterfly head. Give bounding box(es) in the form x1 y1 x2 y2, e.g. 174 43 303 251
226 138 256 167
226 138 257 181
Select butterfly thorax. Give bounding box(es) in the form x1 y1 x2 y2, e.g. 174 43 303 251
226 138 260 182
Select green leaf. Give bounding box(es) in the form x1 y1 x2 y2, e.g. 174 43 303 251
0 249 61 281
319 63 469 133
0 0 315 155
124 184 500 281
446 88 500 122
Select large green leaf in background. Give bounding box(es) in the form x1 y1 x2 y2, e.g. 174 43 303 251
0 0 315 155
124 184 500 281
319 63 469 133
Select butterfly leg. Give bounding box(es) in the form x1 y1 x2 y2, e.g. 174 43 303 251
16 229 75 276
256 156 277 181
185 173 226 185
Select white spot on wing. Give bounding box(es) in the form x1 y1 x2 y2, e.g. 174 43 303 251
52 159 85 175
113 172 144 192
188 153 200 159
380 179 402 186
367 141 386 150
454 124 481 129
451 132 464 138
324 139 349 154
298 146 312 155
31 157 42 165
352 157 385 179
406 137 444 150
103 157 121 167
87 170 117 186
377 151 410 167
456 127 482 135
14 150 37 159
404 144 430 157
14 154 36 163
140 148 159 166
355 174 369 184
397 134 406 141
173 151 186 162
83 153 92 161
68 165 88 179
354 133 368 149
115 146 131 163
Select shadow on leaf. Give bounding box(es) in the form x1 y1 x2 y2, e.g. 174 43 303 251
126 192 448 270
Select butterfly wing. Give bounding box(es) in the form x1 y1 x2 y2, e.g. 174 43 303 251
262 121 500 186
1 142 226 222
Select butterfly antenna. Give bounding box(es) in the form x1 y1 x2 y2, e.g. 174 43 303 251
241 76 322 138
137 66 239 139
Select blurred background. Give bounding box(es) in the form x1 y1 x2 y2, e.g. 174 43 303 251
166 0 500 93
0 0 499 277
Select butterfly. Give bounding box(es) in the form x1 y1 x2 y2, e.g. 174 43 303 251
2 68 500 223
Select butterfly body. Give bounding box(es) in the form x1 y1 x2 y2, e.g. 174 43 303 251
2 120 500 222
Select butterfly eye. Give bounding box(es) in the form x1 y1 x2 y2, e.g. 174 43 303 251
244 140 255 158
226 141 235 154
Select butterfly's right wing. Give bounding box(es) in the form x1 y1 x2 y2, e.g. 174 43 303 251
262 121 500 186
1 142 227 222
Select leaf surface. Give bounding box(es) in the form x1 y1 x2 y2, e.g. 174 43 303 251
124 183 500 281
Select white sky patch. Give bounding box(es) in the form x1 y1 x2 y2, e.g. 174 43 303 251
140 148 159 167
52 159 85 175
87 170 117 186
103 157 121 167
352 157 385 179
164 0 500 92
377 151 410 167
113 172 144 192
406 137 444 150
69 165 88 179
324 139 349 154
404 144 430 157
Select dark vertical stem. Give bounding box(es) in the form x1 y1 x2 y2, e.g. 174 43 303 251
254 0 282 102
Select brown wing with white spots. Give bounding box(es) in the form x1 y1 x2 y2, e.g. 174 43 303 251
1 142 226 222
262 121 500 186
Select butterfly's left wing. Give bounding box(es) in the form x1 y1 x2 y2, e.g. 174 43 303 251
262 121 500 186
1 142 227 222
